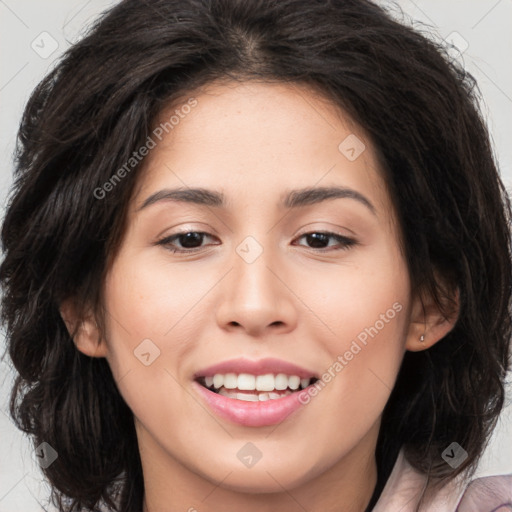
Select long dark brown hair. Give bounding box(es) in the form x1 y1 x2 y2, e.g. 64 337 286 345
1 0 511 510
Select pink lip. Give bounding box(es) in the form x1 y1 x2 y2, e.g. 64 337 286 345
192 357 318 427
193 357 318 379
192 380 311 427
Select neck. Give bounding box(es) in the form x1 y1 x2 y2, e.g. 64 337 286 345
139 421 379 512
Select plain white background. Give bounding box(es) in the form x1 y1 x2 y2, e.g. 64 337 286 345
1 1 511 510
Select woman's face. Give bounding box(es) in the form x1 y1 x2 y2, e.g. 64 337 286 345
89 81 423 496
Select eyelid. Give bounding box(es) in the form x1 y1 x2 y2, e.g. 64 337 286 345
156 230 219 253
156 229 358 254
292 231 357 251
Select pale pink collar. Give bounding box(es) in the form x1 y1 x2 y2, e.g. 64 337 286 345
373 449 468 511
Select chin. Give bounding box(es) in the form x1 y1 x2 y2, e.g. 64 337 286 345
211 471 306 494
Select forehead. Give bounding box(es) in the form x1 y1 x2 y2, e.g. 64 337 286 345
151 80 361 158
133 80 394 221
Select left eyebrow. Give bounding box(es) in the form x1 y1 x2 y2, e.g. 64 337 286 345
138 187 224 210
138 185 376 216
281 186 376 215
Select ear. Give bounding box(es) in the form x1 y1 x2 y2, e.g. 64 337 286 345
59 299 108 358
405 282 459 352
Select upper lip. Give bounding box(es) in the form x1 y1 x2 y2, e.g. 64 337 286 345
194 357 319 379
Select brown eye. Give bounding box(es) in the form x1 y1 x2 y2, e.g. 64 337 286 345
157 231 218 253
294 232 357 251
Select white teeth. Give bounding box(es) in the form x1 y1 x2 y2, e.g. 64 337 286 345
274 373 289 390
218 388 237 399
237 373 256 390
223 373 238 389
288 376 300 390
255 373 275 391
206 372 313 392
213 374 224 389
218 388 292 401
236 392 259 402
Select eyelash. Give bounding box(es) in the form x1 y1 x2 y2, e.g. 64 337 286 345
156 230 358 254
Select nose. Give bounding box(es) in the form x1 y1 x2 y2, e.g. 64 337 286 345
215 242 298 337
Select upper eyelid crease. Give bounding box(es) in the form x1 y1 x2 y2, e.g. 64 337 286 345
138 186 376 216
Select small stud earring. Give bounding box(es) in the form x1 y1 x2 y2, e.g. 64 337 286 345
419 334 425 342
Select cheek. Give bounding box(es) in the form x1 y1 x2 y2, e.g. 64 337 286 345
100 254 192 387
100 258 196 429
100 250 229 409
300 243 409 350
104 250 220 340
297 245 409 410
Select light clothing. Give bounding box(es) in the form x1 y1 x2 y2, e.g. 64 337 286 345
373 450 512 511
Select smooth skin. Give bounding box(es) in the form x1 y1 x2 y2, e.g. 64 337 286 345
61 80 458 512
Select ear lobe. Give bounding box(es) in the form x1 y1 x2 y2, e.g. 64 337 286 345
405 285 459 352
59 299 108 358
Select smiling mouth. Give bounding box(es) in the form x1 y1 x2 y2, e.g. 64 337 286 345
196 374 319 402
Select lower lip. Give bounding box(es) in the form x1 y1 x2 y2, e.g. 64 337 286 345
192 381 308 427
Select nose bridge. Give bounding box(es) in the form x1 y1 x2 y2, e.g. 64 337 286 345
231 234 281 313
215 234 296 335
